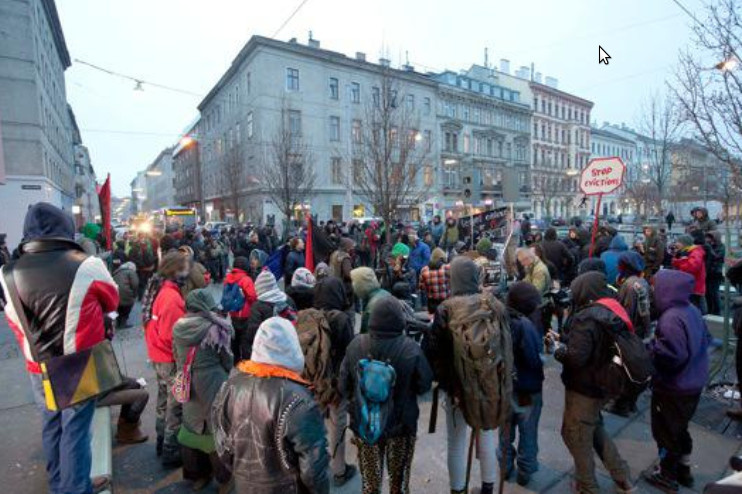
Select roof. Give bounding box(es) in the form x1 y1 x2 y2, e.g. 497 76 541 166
41 0 71 69
530 80 593 108
198 35 437 110
590 126 635 144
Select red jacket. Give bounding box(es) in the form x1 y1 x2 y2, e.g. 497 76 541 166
672 246 706 296
145 280 185 363
224 268 258 319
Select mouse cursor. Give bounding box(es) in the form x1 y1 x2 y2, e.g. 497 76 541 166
599 45 611 65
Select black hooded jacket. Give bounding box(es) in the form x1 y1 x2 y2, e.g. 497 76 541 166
339 296 432 439
312 277 354 375
555 271 624 399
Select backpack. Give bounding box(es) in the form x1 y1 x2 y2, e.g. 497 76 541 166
354 337 397 445
593 298 654 398
296 309 337 409
443 293 513 430
221 281 245 313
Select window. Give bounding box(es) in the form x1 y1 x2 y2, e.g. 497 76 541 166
445 132 458 152
236 123 242 144
329 77 339 99
463 133 470 153
329 116 340 141
424 97 431 115
534 96 538 111
424 165 434 187
424 130 432 152
288 110 301 137
246 72 251 94
487 138 494 157
541 100 546 113
352 119 362 144
331 157 343 184
353 159 364 180
351 82 360 103
246 112 253 138
533 122 538 135
332 205 343 221
372 86 380 107
286 68 299 91
391 90 398 108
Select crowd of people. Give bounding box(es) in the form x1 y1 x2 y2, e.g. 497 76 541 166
0 202 738 494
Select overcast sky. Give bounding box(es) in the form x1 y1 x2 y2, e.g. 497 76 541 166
56 0 706 197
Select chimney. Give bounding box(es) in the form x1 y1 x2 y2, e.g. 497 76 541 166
484 47 489 68
355 52 366 62
534 72 543 83
515 66 530 80
289 37 298 44
530 62 535 81
545 76 558 88
308 38 320 48
379 57 390 67
499 59 510 74
403 64 415 72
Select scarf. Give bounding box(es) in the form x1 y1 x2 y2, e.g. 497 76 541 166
141 274 164 325
237 360 309 385
190 311 233 354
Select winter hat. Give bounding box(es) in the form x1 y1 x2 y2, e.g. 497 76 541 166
23 202 76 243
314 262 330 279
506 281 542 316
391 242 411 259
431 247 447 265
368 295 406 336
676 234 694 248
339 237 355 252
251 317 304 373
578 258 606 276
186 289 218 313
291 267 316 289
350 267 380 299
82 223 101 241
255 269 280 296
618 251 645 276
233 256 250 272
476 237 493 255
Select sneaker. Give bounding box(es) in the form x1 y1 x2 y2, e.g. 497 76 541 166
642 468 678 493
516 471 531 486
333 464 357 487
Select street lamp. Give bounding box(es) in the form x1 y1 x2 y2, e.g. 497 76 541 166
566 168 579 177
146 170 162 177
715 57 739 71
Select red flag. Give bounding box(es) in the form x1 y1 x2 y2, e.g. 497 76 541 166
98 174 112 251
305 214 315 272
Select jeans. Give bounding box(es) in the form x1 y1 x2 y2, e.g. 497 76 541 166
651 391 701 480
561 390 631 494
30 373 96 494
327 399 349 477
444 393 498 490
498 392 543 476
153 362 182 462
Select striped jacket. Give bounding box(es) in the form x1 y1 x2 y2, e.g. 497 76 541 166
0 239 119 374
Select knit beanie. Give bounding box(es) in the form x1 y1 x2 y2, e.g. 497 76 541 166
676 234 694 247
233 256 250 272
255 269 279 296
391 242 410 258
506 281 542 316
251 317 304 373
291 267 316 289
476 237 493 255
315 262 330 279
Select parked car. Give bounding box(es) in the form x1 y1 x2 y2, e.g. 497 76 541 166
550 217 567 226
204 221 230 231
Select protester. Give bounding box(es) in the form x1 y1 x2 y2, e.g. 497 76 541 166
517 247 551 296
644 270 711 492
340 296 433 494
310 277 357 486
408 233 431 277
314 261 331 281
705 230 725 316
672 235 707 314
113 261 139 328
179 245 210 298
425 256 513 494
666 211 676 231
351 266 391 334
551 271 635 494
0 203 119 494
329 237 355 309
640 225 665 277
287 267 316 310
173 289 234 493
130 233 156 299
222 256 257 362
578 258 607 276
600 235 629 286
247 248 268 281
501 282 545 487
440 217 460 253
431 215 445 246
689 207 717 233
240 269 297 359
142 251 189 468
212 317 330 494
726 260 742 421
284 237 306 287
380 243 416 304
540 228 574 283
418 247 451 314
112 239 128 271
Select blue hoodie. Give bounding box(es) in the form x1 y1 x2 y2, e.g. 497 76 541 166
650 270 711 395
409 241 431 274
600 235 628 285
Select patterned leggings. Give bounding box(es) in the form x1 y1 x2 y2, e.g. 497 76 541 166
354 435 416 494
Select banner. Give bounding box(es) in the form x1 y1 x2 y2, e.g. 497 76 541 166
97 174 112 251
456 207 509 242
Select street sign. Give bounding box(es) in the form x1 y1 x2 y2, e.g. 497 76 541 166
579 157 626 196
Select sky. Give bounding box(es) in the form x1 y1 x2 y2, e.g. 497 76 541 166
55 0 707 197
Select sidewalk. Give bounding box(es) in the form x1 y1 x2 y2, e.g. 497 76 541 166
1 291 741 493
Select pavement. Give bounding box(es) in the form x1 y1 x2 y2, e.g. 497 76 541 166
1 283 742 493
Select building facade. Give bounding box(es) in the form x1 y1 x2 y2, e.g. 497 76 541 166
130 171 146 215
144 147 175 212
0 0 76 248
68 106 98 227
172 120 202 215
529 81 593 219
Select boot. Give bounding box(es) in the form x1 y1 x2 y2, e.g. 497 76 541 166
642 467 678 493
480 482 495 494
677 464 694 488
116 418 149 444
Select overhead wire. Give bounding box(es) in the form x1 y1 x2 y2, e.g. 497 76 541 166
272 0 312 38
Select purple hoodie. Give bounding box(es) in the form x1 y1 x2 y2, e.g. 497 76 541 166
649 270 711 395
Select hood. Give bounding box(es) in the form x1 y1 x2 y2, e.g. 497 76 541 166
506 281 542 316
82 223 101 241
115 262 136 274
233 256 250 271
315 262 330 279
653 269 694 312
696 207 710 220
643 225 657 237
706 230 722 245
249 249 268 266
255 269 279 296
570 271 610 308
313 277 346 311
251 317 304 373
544 228 558 241
450 256 480 296
225 268 247 284
618 251 645 276
609 235 628 252
368 296 405 337
186 288 218 313
430 247 447 268
173 314 212 346
351 267 380 299
23 202 76 243
291 267 316 289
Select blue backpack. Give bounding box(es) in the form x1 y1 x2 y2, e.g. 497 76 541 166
221 282 245 313
355 340 397 445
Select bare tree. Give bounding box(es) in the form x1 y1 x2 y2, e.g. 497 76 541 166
531 175 563 218
621 179 658 217
355 67 430 243
636 93 682 214
262 108 316 236
671 0 742 188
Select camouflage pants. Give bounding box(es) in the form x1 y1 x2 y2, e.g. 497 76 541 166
153 362 182 462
